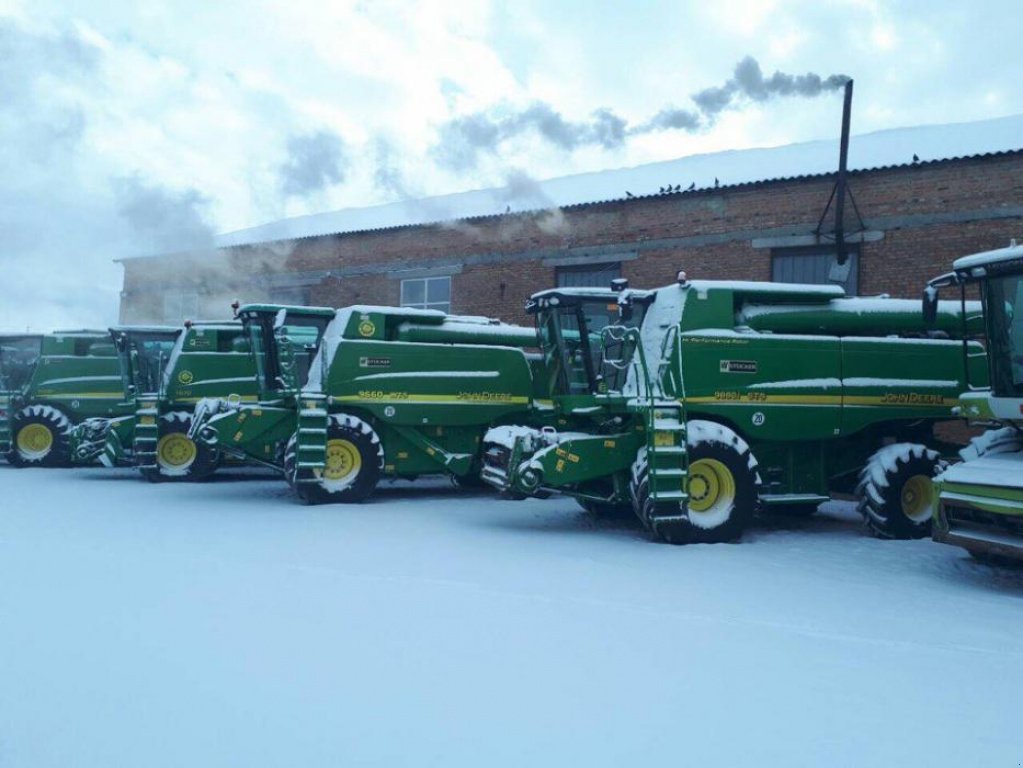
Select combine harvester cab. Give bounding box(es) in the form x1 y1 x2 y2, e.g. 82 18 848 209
0 334 44 459
69 325 180 468
187 304 337 475
482 275 985 544
127 321 264 482
4 330 127 467
926 241 1023 562
191 304 544 503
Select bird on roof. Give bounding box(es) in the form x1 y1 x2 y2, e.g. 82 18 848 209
625 191 634 198
686 182 695 191
714 177 720 188
912 153 920 163
658 186 666 194
504 205 511 213
673 184 681 192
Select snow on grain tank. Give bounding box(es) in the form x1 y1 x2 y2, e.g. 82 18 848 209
3 330 128 467
924 241 1023 562
482 276 986 545
189 304 545 503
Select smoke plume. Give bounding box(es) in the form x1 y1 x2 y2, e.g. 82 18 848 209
113 176 217 254
279 130 349 197
433 56 849 169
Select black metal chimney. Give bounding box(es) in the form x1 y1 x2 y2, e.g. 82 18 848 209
834 79 854 266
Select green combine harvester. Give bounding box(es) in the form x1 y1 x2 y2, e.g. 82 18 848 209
189 304 546 502
0 334 44 458
2 330 129 467
481 275 986 544
925 241 1023 562
71 321 273 481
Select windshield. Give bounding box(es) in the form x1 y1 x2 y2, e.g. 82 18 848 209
985 272 1023 397
537 298 648 395
0 337 41 393
247 310 331 395
117 332 178 396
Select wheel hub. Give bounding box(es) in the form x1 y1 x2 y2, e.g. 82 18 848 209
687 458 736 515
157 433 198 471
324 438 361 483
17 423 54 458
901 474 935 523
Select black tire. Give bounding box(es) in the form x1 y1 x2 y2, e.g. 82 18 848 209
856 443 946 539
632 420 759 544
9 406 72 467
288 414 384 504
141 411 219 483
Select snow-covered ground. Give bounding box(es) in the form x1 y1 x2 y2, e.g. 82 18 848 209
2 466 1022 767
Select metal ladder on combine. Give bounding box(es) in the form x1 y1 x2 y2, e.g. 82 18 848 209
0 395 11 456
634 325 690 516
294 393 330 484
133 397 160 470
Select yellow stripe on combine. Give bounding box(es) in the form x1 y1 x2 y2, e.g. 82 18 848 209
685 394 957 408
37 392 125 399
334 394 531 406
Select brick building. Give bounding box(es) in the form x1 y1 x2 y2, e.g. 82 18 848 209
119 116 1023 325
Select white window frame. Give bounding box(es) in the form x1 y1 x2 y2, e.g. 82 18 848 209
400 275 451 313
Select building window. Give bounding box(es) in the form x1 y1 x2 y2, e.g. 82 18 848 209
163 290 200 323
400 276 451 313
269 286 311 306
771 246 859 295
556 262 622 288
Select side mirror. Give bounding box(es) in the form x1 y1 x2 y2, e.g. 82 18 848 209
922 285 939 327
922 272 959 328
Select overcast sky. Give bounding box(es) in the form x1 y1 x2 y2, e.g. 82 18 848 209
2 0 1021 329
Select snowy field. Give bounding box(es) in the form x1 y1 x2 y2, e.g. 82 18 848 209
2 466 1022 767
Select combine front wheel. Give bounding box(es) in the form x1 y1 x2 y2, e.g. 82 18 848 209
288 414 384 504
856 443 946 539
142 411 219 483
10 406 72 467
633 420 759 544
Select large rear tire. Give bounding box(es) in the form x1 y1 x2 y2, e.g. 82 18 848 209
856 443 946 539
141 411 219 483
633 420 759 544
9 406 72 467
287 414 384 504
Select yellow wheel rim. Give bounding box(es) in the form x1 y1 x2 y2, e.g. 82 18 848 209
157 432 198 470
688 458 736 514
324 438 362 483
17 423 54 457
901 474 935 523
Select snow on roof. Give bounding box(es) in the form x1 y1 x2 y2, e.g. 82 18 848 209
953 241 1023 271
217 113 1023 249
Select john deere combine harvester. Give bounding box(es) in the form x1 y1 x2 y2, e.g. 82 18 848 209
71 321 277 481
925 241 1023 561
189 304 545 502
2 330 129 467
481 276 986 545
